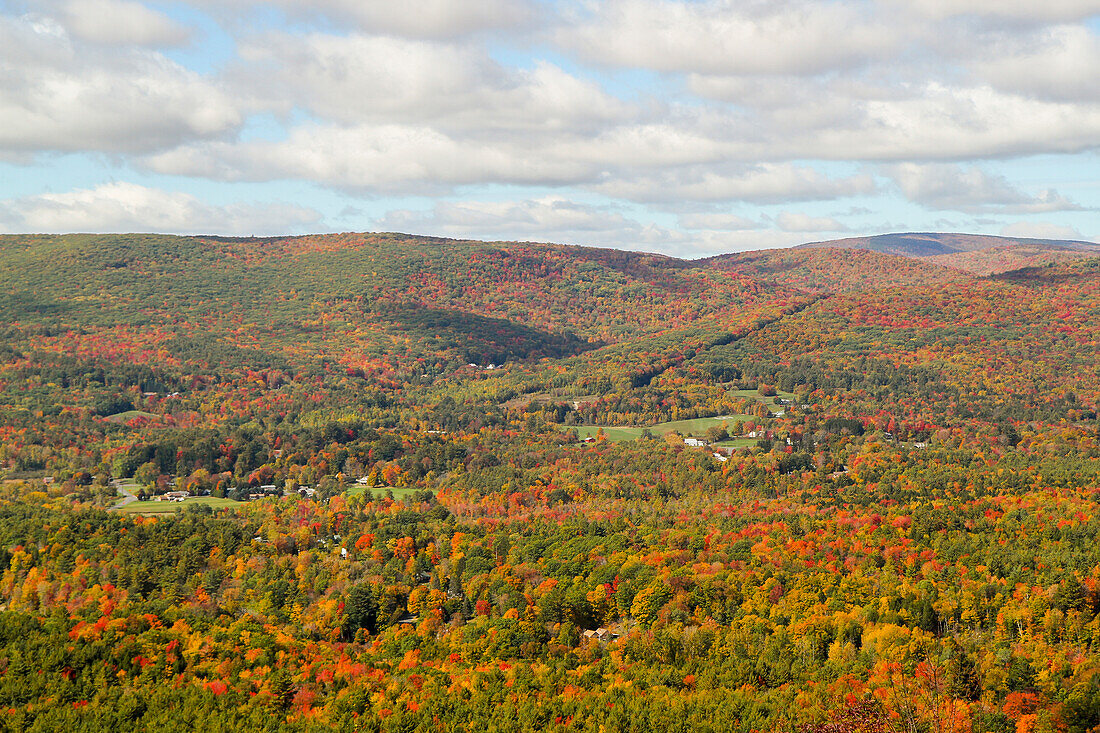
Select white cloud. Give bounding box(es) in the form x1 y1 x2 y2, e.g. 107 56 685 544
0 15 240 155
145 118 882 200
775 212 849 233
2 0 1099 248
234 33 629 133
59 0 190 46
139 73 1100 202
144 123 596 191
884 162 1085 213
202 0 537 39
544 118 739 170
885 163 1031 209
678 213 762 231
675 228 815 256
973 25 1100 102
999 221 1091 241
1012 190 1089 214
802 83 1100 160
676 82 1100 165
312 0 537 38
593 164 877 204
556 0 895 76
902 0 1100 22
0 182 322 235
378 197 645 238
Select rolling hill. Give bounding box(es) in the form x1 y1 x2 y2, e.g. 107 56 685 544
798 232 1100 257
701 245 969 292
797 232 1100 274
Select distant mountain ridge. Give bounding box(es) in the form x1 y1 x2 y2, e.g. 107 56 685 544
794 232 1100 275
797 232 1100 257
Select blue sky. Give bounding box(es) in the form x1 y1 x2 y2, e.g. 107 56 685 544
0 0 1097 257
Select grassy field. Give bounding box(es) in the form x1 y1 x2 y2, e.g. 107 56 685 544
118 496 242 514
344 485 423 500
574 425 651 442
715 437 759 448
729 388 797 403
575 415 754 444
104 410 160 423
570 389 800 445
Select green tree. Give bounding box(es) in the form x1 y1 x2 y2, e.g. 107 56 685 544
134 461 159 487
341 584 379 640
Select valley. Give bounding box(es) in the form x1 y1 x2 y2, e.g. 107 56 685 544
0 232 1098 732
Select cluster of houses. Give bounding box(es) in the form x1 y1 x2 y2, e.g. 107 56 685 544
151 483 317 503
242 484 316 501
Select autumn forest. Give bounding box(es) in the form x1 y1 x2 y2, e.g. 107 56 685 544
1 232 1099 732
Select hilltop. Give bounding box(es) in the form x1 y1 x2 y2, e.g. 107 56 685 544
798 231 1100 274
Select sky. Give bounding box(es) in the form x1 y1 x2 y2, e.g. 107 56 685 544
0 0 1098 258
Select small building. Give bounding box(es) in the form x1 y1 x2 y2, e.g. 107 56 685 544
583 627 612 642
684 437 705 447
712 452 728 462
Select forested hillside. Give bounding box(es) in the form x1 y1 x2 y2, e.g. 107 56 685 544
703 247 967 292
1 233 1099 732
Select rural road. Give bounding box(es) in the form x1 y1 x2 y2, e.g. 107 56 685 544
110 482 139 511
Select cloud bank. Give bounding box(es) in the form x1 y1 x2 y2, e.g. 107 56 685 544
0 0 1096 253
